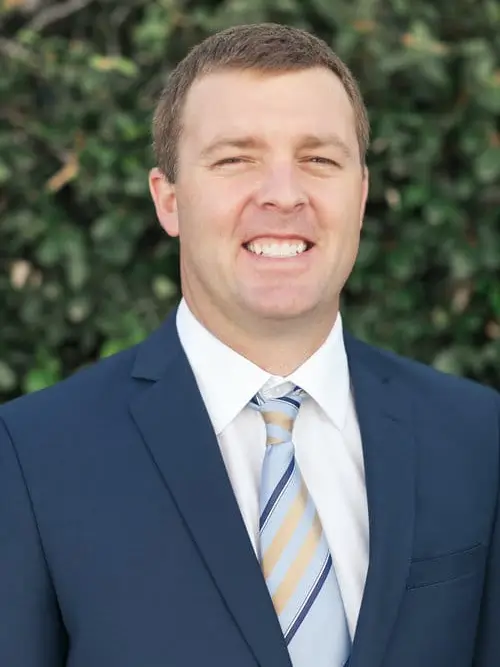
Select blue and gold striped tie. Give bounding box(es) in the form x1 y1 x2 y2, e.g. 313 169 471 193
251 385 350 667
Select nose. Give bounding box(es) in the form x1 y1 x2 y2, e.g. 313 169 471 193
254 163 307 213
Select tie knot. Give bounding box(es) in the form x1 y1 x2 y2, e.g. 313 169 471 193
251 385 305 446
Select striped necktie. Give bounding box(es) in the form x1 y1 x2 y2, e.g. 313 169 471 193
250 385 350 667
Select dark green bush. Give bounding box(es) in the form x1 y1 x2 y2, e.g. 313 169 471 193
1 0 499 401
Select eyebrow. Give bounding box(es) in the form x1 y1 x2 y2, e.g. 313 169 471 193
200 136 264 159
299 133 353 158
200 133 353 160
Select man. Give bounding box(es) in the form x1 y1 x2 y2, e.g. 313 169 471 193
0 22 498 667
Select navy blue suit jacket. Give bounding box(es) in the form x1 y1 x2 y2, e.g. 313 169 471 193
1 311 499 667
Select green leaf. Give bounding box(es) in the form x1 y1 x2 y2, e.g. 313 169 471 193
475 147 500 183
89 56 139 77
0 361 17 391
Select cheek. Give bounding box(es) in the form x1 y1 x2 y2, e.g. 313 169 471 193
314 180 364 227
190 179 249 235
177 198 242 253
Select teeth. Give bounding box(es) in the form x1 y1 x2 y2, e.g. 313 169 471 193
247 240 308 258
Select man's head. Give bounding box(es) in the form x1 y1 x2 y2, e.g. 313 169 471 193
149 23 370 360
152 23 370 182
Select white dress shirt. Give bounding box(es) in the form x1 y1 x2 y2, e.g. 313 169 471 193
176 298 369 638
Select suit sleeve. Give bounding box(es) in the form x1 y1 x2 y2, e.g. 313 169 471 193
473 393 500 667
0 415 67 666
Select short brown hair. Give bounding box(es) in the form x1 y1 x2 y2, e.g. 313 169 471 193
152 23 370 182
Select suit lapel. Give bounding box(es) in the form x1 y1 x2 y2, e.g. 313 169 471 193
344 333 416 667
129 313 292 667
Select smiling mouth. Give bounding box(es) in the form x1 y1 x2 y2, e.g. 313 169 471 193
243 240 314 258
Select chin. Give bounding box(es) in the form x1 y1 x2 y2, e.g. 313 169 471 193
246 298 317 321
238 283 328 322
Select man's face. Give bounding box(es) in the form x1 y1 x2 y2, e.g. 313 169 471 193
150 67 369 336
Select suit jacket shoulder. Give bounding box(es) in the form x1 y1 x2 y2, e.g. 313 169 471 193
345 331 500 415
0 343 139 435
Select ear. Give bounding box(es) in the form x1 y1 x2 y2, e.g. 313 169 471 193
359 165 369 229
149 167 179 237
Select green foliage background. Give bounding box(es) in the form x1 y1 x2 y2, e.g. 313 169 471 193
1 0 499 402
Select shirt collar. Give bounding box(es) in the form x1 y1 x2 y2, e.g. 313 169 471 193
176 298 350 435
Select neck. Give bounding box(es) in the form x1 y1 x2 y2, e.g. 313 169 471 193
183 297 338 377
230 331 331 376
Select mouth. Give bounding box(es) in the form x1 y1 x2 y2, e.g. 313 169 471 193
242 238 315 259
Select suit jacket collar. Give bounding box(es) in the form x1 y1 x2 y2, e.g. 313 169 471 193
130 309 293 667
130 313 416 667
342 331 416 667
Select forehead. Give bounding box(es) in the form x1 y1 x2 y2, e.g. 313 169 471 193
180 67 357 149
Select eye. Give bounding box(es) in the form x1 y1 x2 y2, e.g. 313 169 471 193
213 157 247 166
306 156 339 166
